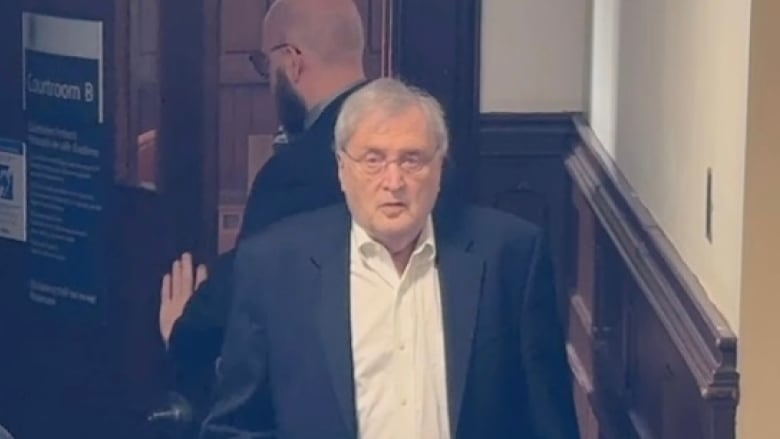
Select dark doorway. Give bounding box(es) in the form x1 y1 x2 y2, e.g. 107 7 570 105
0 0 480 438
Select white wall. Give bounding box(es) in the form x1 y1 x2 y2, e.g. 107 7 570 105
588 0 751 331
588 0 619 154
480 0 589 112
481 0 751 330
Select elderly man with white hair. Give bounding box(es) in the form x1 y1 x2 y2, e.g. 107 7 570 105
201 77 580 439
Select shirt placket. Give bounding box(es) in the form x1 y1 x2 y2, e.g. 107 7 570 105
393 257 417 439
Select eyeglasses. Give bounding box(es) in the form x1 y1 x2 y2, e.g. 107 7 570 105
248 43 300 79
340 148 440 175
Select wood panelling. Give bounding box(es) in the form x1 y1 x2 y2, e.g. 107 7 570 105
216 0 273 199
355 0 384 78
137 129 158 187
477 113 576 320
565 116 739 439
220 0 265 52
477 113 740 439
368 0 383 54
219 53 269 85
127 0 160 185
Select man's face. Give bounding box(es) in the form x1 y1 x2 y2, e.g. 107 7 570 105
337 105 444 252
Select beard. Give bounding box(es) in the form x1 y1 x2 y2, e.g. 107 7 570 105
273 69 308 136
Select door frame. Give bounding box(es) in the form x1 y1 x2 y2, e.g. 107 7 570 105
390 0 482 200
159 0 482 262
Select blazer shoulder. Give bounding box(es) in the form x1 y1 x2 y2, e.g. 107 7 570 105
462 205 542 245
459 206 549 284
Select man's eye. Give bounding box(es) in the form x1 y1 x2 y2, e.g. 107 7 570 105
363 154 384 165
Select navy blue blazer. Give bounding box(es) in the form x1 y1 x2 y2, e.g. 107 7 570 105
200 203 580 439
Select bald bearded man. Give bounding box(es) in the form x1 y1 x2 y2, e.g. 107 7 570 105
159 0 370 427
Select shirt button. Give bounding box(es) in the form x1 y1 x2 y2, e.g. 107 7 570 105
399 344 406 351
401 399 408 407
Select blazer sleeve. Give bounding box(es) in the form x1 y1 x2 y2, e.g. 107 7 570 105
167 251 236 421
520 234 581 439
198 240 276 439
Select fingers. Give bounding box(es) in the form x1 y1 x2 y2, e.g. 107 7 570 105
160 271 174 345
160 252 203 348
181 252 194 299
161 273 171 301
195 264 208 290
166 252 204 304
171 258 182 303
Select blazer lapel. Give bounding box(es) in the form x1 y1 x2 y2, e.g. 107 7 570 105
313 206 357 439
435 207 485 435
310 202 483 438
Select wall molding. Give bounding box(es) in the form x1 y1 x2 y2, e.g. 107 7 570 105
477 112 575 320
565 115 739 438
479 112 576 156
476 111 739 438
566 116 739 401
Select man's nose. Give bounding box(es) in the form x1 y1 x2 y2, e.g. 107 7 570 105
381 162 405 191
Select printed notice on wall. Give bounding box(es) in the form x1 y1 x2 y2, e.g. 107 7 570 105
23 12 110 314
0 138 27 242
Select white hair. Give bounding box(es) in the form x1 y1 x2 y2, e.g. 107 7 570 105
334 77 449 154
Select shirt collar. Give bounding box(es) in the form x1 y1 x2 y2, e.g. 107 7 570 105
351 215 437 262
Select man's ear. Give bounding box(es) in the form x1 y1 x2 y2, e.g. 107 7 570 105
336 153 347 191
287 48 304 83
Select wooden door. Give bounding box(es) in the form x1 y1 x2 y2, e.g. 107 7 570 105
213 0 388 254
127 0 161 189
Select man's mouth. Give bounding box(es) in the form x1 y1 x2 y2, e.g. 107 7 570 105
379 202 406 214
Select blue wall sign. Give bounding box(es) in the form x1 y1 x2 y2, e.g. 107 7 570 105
22 12 110 316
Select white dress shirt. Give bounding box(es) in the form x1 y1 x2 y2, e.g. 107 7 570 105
349 217 451 439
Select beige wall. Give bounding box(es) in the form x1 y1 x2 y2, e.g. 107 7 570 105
480 0 589 112
586 0 780 435
737 0 780 436
589 0 752 330
588 0 619 154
